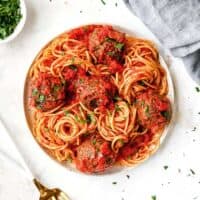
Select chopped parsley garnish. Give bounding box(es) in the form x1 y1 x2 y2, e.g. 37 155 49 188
107 51 115 56
151 195 157 200
100 0 106 5
192 127 197 131
69 65 77 71
0 0 22 39
115 2 118 7
38 94 45 103
67 155 72 163
115 42 124 51
115 104 121 112
195 87 200 92
190 169 195 175
126 175 130 179
163 165 168 170
53 85 61 92
71 57 75 64
92 139 97 145
112 181 117 185
138 80 145 86
105 37 116 42
106 157 113 165
140 100 145 107
64 110 70 116
161 110 170 120
113 95 120 101
86 114 92 123
145 105 150 117
32 88 38 96
120 139 124 145
74 115 86 124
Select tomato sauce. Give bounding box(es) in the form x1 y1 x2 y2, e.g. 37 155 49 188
30 73 66 111
75 134 115 173
136 90 171 133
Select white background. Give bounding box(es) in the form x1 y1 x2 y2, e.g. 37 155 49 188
0 0 200 200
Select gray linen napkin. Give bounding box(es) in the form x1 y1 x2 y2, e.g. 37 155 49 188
124 0 200 84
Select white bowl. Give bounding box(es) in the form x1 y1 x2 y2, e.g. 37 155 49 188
0 0 26 44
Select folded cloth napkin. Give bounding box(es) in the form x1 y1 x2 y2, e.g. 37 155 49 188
124 0 200 84
0 120 38 200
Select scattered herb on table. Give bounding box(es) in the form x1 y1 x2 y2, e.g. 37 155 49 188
151 195 157 200
190 169 195 175
115 2 118 7
192 127 197 132
163 165 168 170
112 181 117 185
126 174 130 179
100 0 106 5
195 87 200 92
0 0 22 39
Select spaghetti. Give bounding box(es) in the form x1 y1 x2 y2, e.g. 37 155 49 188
24 25 171 173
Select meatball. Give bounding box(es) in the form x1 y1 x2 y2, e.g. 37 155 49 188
30 73 65 111
75 135 115 173
88 25 125 67
74 75 117 112
136 90 171 133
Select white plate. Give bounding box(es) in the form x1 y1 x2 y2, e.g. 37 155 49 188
0 0 26 44
23 23 175 175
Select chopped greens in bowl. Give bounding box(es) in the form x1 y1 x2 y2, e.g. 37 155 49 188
0 0 24 40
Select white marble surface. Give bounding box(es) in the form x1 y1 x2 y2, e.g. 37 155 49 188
0 0 200 200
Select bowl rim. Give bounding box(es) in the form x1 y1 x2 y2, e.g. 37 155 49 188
0 0 27 44
23 23 176 175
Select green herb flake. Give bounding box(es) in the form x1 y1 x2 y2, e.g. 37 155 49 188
115 2 118 7
190 169 195 175
195 87 200 92
119 139 124 146
151 195 157 200
140 100 145 107
113 95 120 101
163 165 168 170
138 80 145 86
192 127 197 131
115 104 121 112
100 0 106 5
92 139 97 145
115 42 124 51
74 115 86 124
86 114 92 123
145 105 150 117
126 174 130 179
64 110 70 116
0 0 22 39
53 85 61 92
67 156 72 163
69 65 77 71
107 51 115 56
38 95 45 103
112 181 117 185
161 110 170 120
105 37 116 42
32 88 38 96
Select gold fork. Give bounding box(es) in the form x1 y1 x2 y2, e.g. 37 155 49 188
33 179 70 200
0 119 70 200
